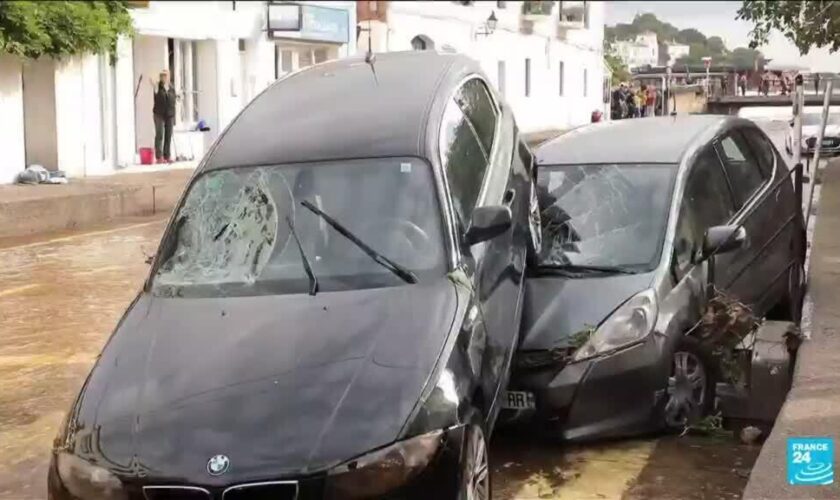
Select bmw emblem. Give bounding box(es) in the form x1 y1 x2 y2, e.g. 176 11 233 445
207 454 230 476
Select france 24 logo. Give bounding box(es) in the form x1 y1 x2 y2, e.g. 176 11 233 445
787 438 834 485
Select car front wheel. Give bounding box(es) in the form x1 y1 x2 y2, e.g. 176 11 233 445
458 418 490 500
663 336 716 430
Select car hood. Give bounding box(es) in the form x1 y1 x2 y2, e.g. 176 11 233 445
519 272 655 350
62 279 458 483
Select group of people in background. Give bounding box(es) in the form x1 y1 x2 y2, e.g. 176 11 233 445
610 82 663 120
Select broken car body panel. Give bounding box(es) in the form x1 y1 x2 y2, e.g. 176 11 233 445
507 116 804 441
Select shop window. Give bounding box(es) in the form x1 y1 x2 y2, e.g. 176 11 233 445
314 48 328 64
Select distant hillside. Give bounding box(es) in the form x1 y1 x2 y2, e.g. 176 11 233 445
606 12 765 71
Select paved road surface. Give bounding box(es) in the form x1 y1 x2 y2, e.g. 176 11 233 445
1 112 804 499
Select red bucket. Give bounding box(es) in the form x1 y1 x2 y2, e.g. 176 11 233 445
139 147 154 165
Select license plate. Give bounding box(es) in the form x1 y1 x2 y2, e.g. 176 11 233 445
502 391 536 410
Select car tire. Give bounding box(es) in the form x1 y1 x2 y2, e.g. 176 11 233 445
662 336 717 431
457 413 491 500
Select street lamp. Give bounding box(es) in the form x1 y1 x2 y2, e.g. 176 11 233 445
476 10 498 37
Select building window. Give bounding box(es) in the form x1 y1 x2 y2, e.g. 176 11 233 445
497 60 506 95
314 48 328 64
558 60 564 96
583 68 588 97
525 58 531 97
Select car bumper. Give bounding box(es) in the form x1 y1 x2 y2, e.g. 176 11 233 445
48 427 467 500
501 334 669 441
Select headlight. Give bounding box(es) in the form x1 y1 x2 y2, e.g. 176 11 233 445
325 430 443 499
572 289 657 362
56 453 127 500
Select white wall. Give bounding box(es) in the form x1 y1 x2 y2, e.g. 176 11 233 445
0 55 25 184
196 40 219 143
371 1 606 133
133 35 168 151
215 39 241 132
53 55 106 178
115 36 136 166
22 58 58 170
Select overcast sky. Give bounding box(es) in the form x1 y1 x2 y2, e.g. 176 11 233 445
604 1 840 71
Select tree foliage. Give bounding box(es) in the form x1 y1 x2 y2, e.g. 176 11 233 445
607 12 764 70
603 42 632 83
738 0 840 54
0 1 133 60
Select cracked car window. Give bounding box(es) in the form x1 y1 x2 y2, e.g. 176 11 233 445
153 158 446 297
536 164 677 270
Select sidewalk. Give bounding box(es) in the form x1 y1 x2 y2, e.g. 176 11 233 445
743 158 840 499
0 164 194 240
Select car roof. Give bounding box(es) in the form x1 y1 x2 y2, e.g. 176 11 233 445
202 51 480 171
536 115 742 166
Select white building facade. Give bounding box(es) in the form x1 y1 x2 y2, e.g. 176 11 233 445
0 1 357 184
613 31 658 70
667 43 690 65
357 0 607 134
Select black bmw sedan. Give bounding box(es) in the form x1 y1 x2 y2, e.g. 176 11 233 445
48 51 540 499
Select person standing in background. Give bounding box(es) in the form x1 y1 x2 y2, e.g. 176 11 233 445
149 69 177 163
739 73 747 96
645 85 656 117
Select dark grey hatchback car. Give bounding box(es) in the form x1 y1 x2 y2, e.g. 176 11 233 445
503 116 806 440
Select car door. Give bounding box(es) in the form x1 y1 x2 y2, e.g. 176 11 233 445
712 129 778 312
439 77 520 423
672 147 738 287
741 126 803 312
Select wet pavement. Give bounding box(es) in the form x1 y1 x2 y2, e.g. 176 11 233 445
0 215 760 499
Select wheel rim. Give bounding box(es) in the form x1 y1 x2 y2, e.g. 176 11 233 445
464 426 489 500
665 350 707 427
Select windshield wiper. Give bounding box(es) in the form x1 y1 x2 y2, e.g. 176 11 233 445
300 200 418 284
285 215 319 295
539 263 638 275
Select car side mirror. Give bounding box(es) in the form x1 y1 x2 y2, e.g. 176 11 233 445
464 205 512 246
702 225 747 259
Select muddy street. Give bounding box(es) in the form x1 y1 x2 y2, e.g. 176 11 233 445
0 216 760 499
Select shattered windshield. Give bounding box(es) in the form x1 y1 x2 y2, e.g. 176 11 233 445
536 164 677 272
152 158 446 297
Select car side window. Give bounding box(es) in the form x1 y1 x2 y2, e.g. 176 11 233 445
440 92 490 225
673 148 736 277
742 128 775 180
454 78 498 156
716 132 765 207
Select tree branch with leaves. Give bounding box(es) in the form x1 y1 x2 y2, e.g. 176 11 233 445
0 1 133 61
738 0 840 54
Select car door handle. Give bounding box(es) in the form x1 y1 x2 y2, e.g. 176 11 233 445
503 189 516 206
